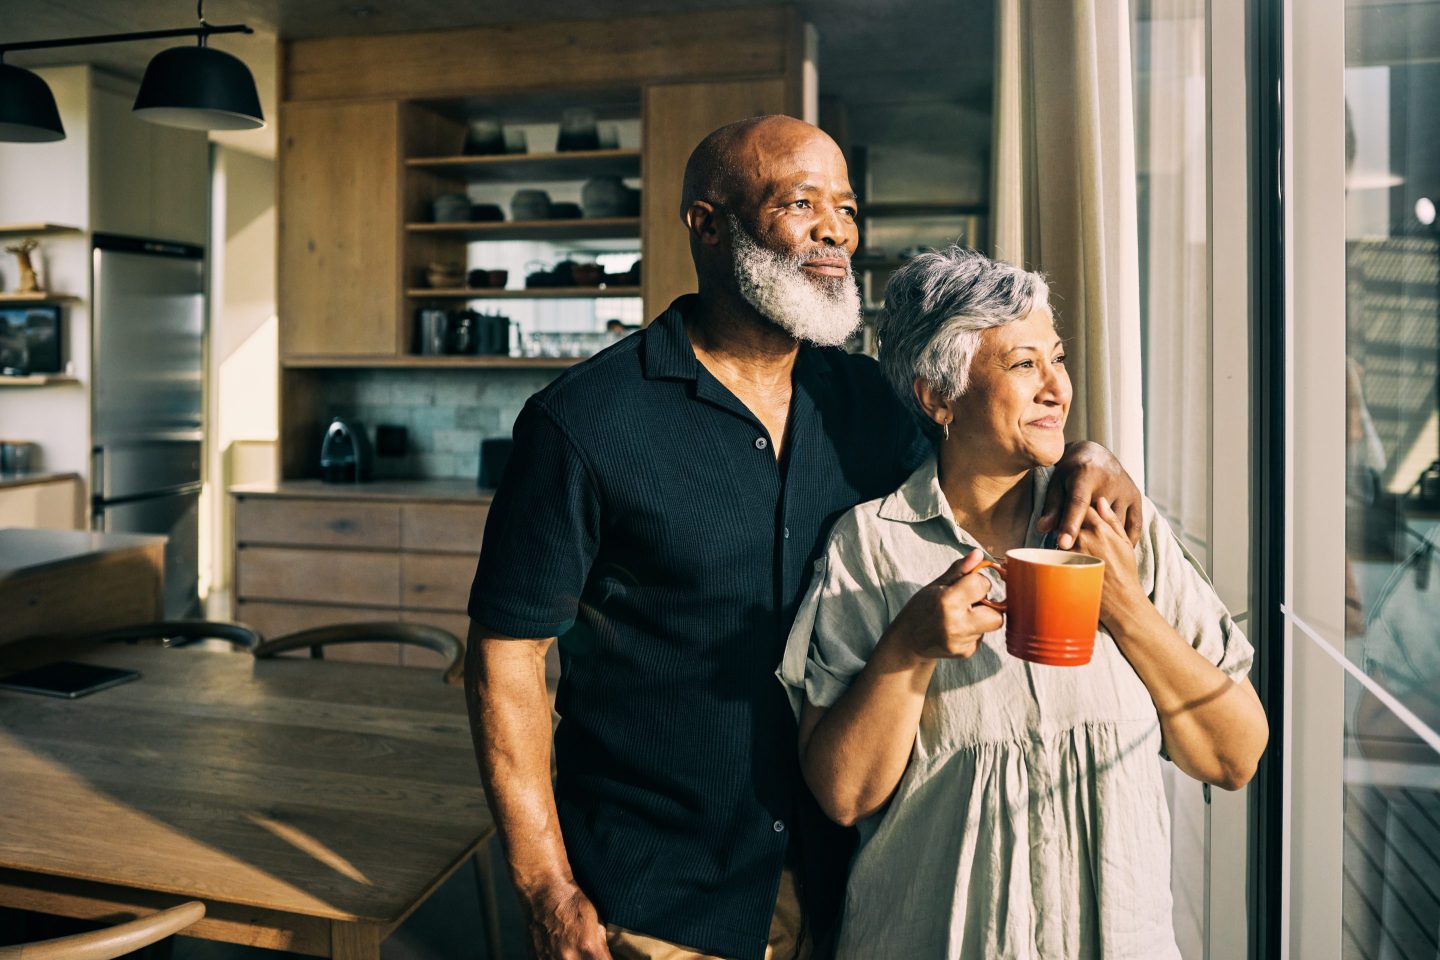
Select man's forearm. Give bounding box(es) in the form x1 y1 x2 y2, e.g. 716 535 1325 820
464 630 575 897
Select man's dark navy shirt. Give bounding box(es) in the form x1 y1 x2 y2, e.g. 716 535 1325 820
468 296 928 960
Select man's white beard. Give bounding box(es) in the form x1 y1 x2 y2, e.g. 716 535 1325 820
728 214 861 348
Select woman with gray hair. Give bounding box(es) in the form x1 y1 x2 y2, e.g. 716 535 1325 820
778 247 1268 959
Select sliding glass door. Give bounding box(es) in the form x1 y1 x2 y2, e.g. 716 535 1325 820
1285 0 1440 956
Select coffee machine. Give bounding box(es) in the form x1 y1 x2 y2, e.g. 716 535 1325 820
320 417 372 483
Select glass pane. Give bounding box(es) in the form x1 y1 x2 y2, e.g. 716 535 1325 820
1133 4 1211 958
1344 3 1440 957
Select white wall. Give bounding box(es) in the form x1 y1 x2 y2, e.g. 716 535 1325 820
0 65 93 480
202 144 277 605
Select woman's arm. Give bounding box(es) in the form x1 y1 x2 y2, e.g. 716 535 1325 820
1077 499 1269 790
798 551 1002 825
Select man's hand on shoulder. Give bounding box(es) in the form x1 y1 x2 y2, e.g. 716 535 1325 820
523 880 612 960
1037 440 1143 549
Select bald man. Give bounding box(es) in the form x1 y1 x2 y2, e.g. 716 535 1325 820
464 116 1139 960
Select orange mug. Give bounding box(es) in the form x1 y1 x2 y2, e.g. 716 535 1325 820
972 548 1105 666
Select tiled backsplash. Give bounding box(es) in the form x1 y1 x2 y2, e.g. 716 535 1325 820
319 368 556 481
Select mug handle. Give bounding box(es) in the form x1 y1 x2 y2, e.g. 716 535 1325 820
969 558 1007 612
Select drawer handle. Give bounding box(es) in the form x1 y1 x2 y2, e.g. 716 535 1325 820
329 519 355 533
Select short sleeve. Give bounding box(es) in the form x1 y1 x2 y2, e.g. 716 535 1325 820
1140 500 1254 683
777 509 893 718
467 400 601 638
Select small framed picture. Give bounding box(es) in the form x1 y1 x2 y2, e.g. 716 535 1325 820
0 304 62 375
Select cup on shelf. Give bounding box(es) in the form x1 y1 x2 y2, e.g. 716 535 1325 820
416 310 449 355
487 269 509 289
511 189 552 222
431 193 471 223
504 128 528 154
556 108 599 152
463 116 505 156
598 124 620 150
427 261 465 288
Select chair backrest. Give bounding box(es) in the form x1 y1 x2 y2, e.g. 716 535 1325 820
0 901 204 960
253 622 464 684
91 620 262 650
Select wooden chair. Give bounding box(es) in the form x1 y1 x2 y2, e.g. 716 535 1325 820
91 621 262 651
0 901 204 960
253 622 464 684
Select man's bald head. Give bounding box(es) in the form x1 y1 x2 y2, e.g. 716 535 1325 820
679 115 838 220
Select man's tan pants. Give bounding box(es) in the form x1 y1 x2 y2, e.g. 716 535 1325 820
605 866 812 960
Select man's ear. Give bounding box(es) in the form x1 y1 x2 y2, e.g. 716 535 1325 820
684 200 722 246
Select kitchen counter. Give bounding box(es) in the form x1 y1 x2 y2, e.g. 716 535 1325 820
231 478 494 504
0 528 162 576
0 471 80 493
0 528 166 663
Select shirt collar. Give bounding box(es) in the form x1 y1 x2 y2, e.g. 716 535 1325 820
641 293 836 388
641 295 702 381
877 453 948 523
877 456 1056 534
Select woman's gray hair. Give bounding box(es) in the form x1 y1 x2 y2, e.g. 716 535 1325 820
875 246 1051 421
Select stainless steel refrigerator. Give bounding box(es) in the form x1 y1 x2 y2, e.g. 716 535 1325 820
90 233 205 619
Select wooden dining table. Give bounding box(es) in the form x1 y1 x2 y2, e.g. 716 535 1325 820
0 644 496 959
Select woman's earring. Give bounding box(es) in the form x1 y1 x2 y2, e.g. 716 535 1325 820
941 420 950 442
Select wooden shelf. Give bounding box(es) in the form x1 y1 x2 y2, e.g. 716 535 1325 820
406 286 641 299
0 223 82 239
282 355 584 370
406 217 639 241
407 148 641 182
0 374 79 386
859 202 988 218
0 292 79 304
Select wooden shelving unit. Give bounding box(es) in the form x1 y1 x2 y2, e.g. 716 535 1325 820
282 355 582 370
407 148 641 182
0 223 82 239
406 286 641 299
0 292 79 304
0 374 80 386
406 217 639 242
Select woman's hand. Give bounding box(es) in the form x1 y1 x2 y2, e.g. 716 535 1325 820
1039 441 1143 549
883 548 1005 662
1074 497 1147 628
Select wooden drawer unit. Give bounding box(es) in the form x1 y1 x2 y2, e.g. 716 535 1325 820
232 489 489 675
237 546 401 607
236 497 400 549
402 553 476 611
401 503 488 553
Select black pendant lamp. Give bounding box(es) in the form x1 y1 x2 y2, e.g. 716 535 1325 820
0 0 260 143
133 43 264 131
0 60 65 142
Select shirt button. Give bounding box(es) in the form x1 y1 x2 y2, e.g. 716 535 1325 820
783 527 790 540
773 819 786 833
754 437 769 450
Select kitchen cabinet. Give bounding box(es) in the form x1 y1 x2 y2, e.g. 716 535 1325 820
0 473 82 530
232 482 487 669
278 100 402 359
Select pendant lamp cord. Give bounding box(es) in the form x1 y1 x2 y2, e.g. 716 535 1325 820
197 0 209 45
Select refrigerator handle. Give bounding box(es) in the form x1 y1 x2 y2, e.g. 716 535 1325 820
91 447 104 508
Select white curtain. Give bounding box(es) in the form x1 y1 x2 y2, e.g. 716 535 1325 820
992 0 1146 486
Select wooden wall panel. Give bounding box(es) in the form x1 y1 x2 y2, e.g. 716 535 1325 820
283 8 798 103
641 78 793 320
